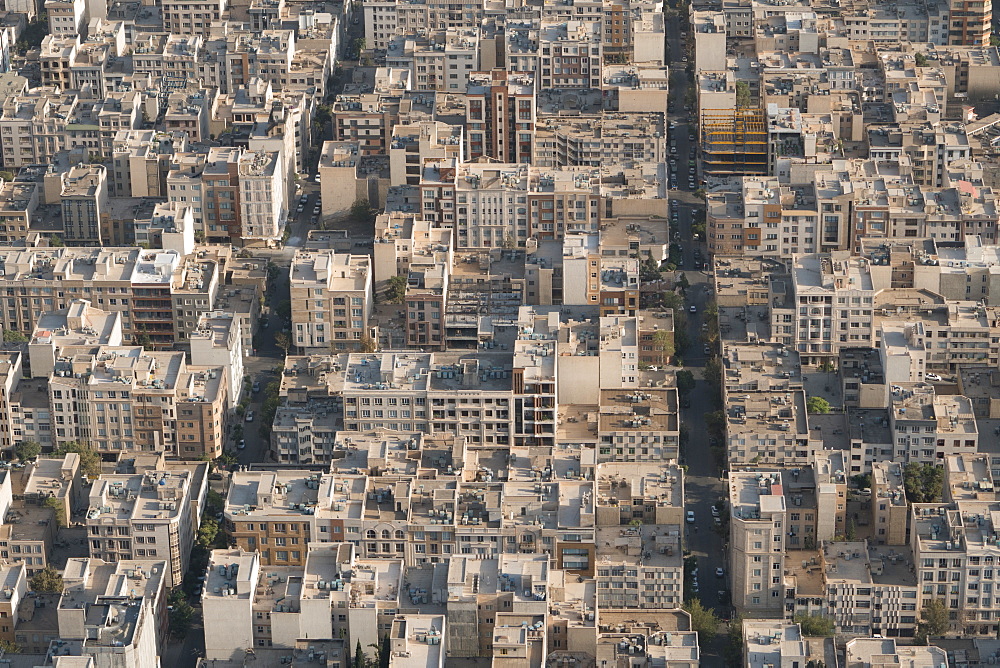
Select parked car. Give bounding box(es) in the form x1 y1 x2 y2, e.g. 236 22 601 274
711 505 720 517
925 373 943 381
689 305 697 313
686 510 695 523
245 410 254 422
252 381 261 393
238 439 246 450
715 568 725 578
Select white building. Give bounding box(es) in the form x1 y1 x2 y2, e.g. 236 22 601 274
237 150 286 241
190 311 245 410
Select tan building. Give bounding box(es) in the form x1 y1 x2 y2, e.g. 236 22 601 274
290 250 372 353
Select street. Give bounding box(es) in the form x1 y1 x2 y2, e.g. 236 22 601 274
664 9 734 666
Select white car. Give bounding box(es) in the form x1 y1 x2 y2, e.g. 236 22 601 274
689 305 697 313
686 510 695 523
711 505 720 517
715 567 724 578
245 410 254 423
925 373 943 381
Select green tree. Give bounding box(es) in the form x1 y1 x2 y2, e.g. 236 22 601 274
354 639 366 668
197 516 220 548
661 291 684 312
43 496 66 528
735 81 752 107
30 566 63 593
0 639 22 653
315 104 333 128
350 198 376 226
55 441 102 477
653 329 675 359
359 334 378 353
2 330 27 343
904 462 944 503
794 613 835 637
275 299 292 323
684 599 719 645
48 235 64 247
915 598 949 643
0 170 14 181
385 275 407 303
168 589 195 638
676 370 696 395
274 331 292 354
14 440 41 462
133 333 153 350
379 634 391 668
676 273 690 291
703 356 722 386
914 52 929 67
806 396 831 414
845 519 857 541
724 614 745 665
704 410 726 441
851 473 872 490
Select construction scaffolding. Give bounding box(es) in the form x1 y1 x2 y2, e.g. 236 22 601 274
701 108 769 176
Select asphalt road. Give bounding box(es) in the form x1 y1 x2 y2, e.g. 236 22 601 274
665 10 734 667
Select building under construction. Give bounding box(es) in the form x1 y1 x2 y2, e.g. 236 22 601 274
701 108 769 177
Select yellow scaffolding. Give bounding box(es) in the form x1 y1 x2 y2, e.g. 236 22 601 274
700 108 768 176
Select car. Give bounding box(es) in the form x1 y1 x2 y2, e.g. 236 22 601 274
682 56 688 62
313 206 321 215
686 510 695 523
693 233 701 240
209 472 224 481
691 580 699 592
238 439 246 450
714 516 722 525
689 159 697 167
314 174 321 182
715 568 725 578
296 204 304 214
252 381 261 393
691 567 698 577
670 164 677 173
925 373 943 381
352 17 360 24
668 121 677 130
671 199 678 207
300 194 308 204
711 505 720 517
670 146 677 154
689 305 697 313
704 345 711 354
689 134 696 141
245 410 254 423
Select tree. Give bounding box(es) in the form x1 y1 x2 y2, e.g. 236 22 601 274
274 331 291 354
275 300 292 323
385 275 407 303
684 599 719 645
133 333 152 350
14 440 40 462
0 639 22 653
30 567 63 593
806 396 831 414
676 273 690 291
914 52 929 67
501 233 516 250
48 235 64 247
851 473 872 490
735 81 752 107
359 334 378 353
197 516 220 548
379 634 391 668
168 589 195 638
704 410 726 441
653 329 675 359
904 462 944 503
703 356 723 387
43 496 66 528
354 639 366 668
724 614 745 665
661 291 684 312
350 199 376 226
2 330 27 343
55 441 102 477
794 613 835 636
916 598 949 643
676 370 696 395
0 170 14 181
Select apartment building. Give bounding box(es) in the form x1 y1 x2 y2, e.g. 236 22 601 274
236 149 285 242
730 471 787 618
86 466 204 587
289 250 372 353
161 0 227 37
44 0 86 37
60 164 109 246
465 70 535 165
189 311 245 410
743 620 836 667
845 639 947 668
888 383 978 463
48 345 228 458
821 541 920 637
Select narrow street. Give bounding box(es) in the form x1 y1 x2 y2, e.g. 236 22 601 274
665 9 733 666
